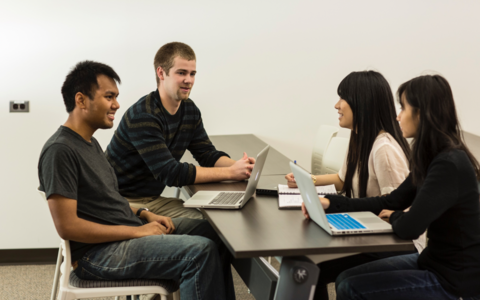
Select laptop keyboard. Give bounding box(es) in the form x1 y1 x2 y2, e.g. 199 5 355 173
326 214 366 230
209 192 244 205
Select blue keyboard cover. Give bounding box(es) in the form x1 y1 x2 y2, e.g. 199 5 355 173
326 214 366 230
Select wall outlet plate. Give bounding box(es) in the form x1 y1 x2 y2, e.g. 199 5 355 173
9 101 29 113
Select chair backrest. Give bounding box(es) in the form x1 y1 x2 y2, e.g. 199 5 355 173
37 189 72 291
321 137 349 174
38 189 47 201
311 125 339 175
59 240 73 292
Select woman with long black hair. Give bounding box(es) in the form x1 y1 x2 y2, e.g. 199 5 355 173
286 71 410 199
303 74 480 299
287 70 417 300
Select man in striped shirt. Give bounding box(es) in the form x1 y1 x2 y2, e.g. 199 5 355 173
106 42 255 219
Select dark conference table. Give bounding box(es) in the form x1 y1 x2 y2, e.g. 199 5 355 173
181 134 414 299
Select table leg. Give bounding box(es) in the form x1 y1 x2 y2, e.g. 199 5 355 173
274 256 320 300
233 258 278 300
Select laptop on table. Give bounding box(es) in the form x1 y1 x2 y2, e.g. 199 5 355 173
183 145 270 209
290 162 392 235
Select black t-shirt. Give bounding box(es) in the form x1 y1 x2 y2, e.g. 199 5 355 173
38 126 144 262
325 149 480 297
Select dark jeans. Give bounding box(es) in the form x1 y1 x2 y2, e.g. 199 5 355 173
336 253 480 300
313 250 415 300
75 218 235 300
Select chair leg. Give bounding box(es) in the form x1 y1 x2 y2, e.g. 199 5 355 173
51 244 63 300
174 187 181 199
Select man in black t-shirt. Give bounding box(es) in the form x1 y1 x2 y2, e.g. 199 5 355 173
38 61 235 300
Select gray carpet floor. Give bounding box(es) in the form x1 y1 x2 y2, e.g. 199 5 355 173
0 260 335 300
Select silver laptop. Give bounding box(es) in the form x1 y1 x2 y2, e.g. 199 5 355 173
290 162 392 235
183 145 270 209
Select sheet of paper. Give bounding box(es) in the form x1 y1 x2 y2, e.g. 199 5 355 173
278 184 337 195
278 194 303 207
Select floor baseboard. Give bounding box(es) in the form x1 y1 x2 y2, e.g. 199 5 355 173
0 248 58 265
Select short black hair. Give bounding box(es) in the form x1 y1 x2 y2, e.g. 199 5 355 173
61 60 121 113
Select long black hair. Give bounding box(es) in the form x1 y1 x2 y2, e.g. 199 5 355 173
397 74 480 185
338 71 410 197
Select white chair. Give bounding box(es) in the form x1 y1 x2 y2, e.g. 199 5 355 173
321 137 349 174
174 187 182 199
38 190 179 300
311 125 339 175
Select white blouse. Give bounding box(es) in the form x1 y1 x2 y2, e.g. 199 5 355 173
339 132 409 198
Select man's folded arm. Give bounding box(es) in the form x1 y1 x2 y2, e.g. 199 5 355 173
194 165 233 184
194 155 236 184
213 156 236 167
48 194 165 243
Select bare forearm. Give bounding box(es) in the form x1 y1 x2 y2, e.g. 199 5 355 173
48 195 165 244
195 154 253 183
192 156 234 183
56 218 142 244
313 173 344 191
214 156 235 167
194 166 232 184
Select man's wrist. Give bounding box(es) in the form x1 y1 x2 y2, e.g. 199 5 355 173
226 166 234 180
136 208 150 219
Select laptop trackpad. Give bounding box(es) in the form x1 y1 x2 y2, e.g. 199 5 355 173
356 216 390 229
191 191 220 201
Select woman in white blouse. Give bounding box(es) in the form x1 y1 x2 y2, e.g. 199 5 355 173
285 70 413 300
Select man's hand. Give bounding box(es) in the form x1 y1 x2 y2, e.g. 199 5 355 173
136 221 169 237
229 152 254 180
145 213 175 234
379 209 394 223
285 173 297 188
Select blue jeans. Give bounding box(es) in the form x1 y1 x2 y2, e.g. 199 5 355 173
336 253 480 300
74 218 235 300
313 250 416 300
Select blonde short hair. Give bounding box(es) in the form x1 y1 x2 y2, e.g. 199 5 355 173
154 42 196 84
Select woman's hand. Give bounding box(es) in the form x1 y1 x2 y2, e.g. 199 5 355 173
319 197 330 210
379 209 394 224
301 197 330 220
301 202 310 219
285 172 298 188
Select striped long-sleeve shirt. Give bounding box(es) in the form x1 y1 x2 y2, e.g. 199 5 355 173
105 90 229 197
